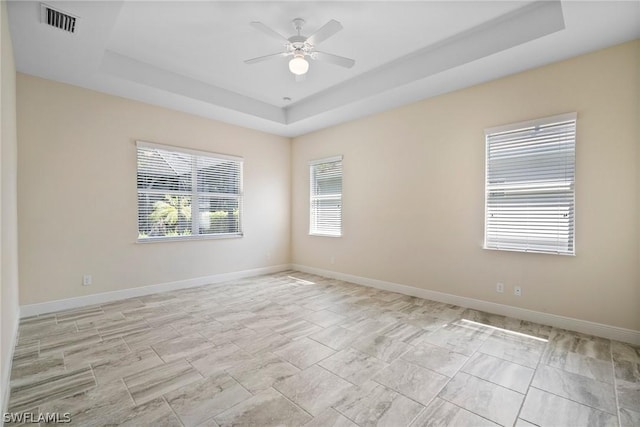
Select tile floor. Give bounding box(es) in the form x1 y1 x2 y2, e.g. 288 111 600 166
6 271 640 426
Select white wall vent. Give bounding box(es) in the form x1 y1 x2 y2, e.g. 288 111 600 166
41 3 78 33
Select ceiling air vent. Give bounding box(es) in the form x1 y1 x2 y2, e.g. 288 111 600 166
41 3 77 33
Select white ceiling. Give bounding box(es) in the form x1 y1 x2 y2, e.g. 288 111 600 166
7 1 640 137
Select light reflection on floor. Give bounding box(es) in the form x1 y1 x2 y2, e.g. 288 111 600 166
461 318 549 342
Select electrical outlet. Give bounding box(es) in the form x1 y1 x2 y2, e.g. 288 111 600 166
514 286 522 296
330 256 335 265
82 275 92 286
496 282 504 293
266 251 271 260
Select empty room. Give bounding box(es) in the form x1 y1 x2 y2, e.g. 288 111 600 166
1 0 639 426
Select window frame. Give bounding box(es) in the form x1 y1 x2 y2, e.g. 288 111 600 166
309 155 343 238
483 112 577 255
136 140 244 243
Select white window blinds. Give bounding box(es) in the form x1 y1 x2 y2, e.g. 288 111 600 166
137 141 243 241
484 113 576 255
310 156 343 237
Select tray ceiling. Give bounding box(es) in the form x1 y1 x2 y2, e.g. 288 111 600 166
7 1 640 137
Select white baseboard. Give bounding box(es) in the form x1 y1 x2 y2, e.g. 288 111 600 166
2 306 20 420
20 264 292 318
292 264 640 345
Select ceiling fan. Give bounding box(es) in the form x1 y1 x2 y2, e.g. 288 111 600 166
244 18 355 80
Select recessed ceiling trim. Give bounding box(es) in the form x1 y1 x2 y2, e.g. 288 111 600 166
100 50 287 125
286 0 565 124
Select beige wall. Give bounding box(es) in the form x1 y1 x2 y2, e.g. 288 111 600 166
292 40 640 331
17 74 291 305
1 0 20 407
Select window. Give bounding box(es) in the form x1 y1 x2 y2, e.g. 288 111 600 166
137 141 243 241
484 113 576 255
310 156 343 237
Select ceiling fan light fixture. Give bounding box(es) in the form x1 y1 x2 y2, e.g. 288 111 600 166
247 18 354 77
289 55 309 75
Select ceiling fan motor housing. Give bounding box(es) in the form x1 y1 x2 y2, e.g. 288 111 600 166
292 18 305 32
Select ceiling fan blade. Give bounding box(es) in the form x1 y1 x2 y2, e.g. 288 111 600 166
312 51 355 68
250 21 289 42
244 52 289 64
306 19 343 45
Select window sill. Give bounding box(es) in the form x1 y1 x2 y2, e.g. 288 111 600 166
483 246 575 256
137 233 243 243
309 232 342 238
